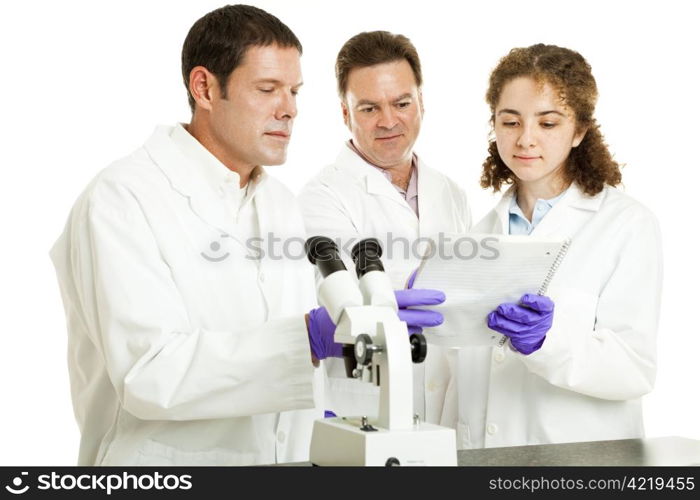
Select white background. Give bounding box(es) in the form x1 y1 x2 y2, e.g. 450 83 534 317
1 0 698 464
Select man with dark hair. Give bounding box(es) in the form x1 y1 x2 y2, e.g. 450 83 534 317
299 31 472 425
181 4 303 113
50 5 331 466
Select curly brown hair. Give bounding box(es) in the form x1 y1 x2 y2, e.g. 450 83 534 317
480 44 621 195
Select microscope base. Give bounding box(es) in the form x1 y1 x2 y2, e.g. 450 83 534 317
309 417 457 466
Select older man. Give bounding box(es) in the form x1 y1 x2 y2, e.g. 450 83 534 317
299 31 471 424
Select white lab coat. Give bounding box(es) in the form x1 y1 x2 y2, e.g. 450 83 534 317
447 182 662 448
50 125 323 465
298 144 471 420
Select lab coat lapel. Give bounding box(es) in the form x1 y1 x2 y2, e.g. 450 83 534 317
491 186 517 235
530 184 604 239
365 173 413 211
144 126 239 238
416 158 455 236
336 146 414 213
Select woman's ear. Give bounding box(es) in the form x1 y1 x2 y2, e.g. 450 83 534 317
572 127 588 148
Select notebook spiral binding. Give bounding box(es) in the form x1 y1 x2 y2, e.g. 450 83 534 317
496 238 572 348
537 238 572 296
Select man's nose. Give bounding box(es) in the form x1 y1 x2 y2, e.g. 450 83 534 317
376 106 398 129
275 90 297 120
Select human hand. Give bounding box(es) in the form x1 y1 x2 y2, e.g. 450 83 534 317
306 307 343 362
487 293 554 355
394 288 445 334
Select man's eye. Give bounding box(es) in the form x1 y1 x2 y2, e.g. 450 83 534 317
258 88 274 93
397 101 411 108
359 107 375 113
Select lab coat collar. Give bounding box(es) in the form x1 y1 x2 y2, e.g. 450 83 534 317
493 182 605 236
335 144 415 211
170 123 239 193
333 144 458 235
169 123 266 199
144 125 267 234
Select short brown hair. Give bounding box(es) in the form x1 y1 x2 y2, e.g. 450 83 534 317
481 44 622 196
335 31 422 97
181 4 302 112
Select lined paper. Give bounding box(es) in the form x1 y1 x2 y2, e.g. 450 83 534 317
412 233 566 347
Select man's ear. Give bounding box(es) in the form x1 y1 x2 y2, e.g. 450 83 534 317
341 100 351 129
189 66 218 112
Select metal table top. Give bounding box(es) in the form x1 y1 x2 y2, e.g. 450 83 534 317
456 436 700 466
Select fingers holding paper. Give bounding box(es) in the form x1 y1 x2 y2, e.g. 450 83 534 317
395 288 446 334
394 288 446 307
487 294 555 355
520 293 555 313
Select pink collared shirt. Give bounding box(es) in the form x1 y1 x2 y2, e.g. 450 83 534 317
347 140 419 217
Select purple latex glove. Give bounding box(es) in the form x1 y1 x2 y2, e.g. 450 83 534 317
487 293 554 355
395 288 445 334
400 268 445 333
307 307 344 361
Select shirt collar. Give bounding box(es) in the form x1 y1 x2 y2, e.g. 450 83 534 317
404 163 418 201
346 139 417 194
509 189 567 215
170 123 265 202
509 189 568 233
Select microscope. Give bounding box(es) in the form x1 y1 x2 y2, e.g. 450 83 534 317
305 236 457 466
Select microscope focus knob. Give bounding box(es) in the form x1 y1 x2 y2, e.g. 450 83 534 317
355 334 382 366
409 333 427 363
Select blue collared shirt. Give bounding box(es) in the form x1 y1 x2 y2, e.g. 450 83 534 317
508 190 567 235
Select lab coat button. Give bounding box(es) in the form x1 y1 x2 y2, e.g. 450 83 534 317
487 423 498 435
494 351 505 362
277 431 286 443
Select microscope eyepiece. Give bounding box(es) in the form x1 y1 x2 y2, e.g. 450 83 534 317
305 236 347 278
351 238 385 278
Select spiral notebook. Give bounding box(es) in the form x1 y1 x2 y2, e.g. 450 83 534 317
411 233 571 347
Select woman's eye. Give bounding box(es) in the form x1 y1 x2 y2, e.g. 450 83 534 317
541 122 557 129
258 88 274 93
502 121 518 127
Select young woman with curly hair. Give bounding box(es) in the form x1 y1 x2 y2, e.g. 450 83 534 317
448 44 663 449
